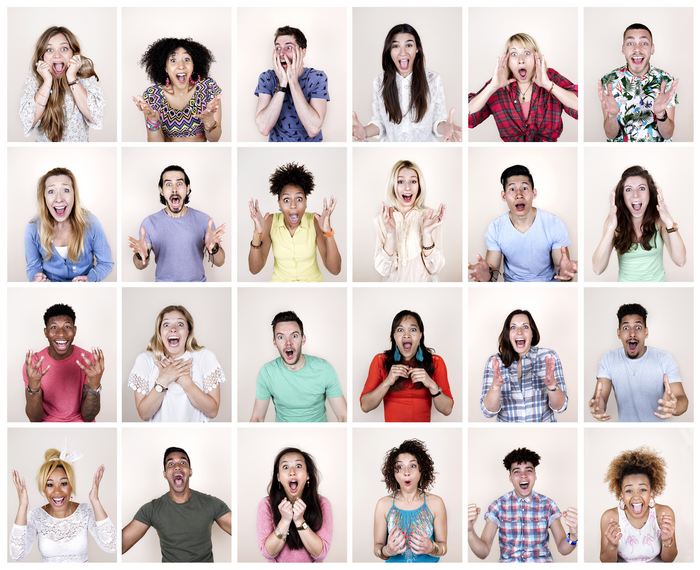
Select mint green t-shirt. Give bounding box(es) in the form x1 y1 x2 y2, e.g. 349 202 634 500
255 355 343 422
617 230 665 282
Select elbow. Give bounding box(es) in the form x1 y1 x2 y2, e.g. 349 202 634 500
204 404 220 419
255 117 271 137
306 126 321 138
136 407 152 422
360 397 372 413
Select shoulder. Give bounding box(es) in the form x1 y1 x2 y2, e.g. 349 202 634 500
375 495 392 513
24 74 39 90
258 69 275 81
371 353 387 366
133 351 156 367
303 67 327 80
601 67 624 83
426 493 446 511
199 77 221 92
431 353 447 367
143 84 162 99
257 496 273 513
537 209 564 223
651 66 675 81
25 219 40 236
601 506 618 524
318 494 333 509
305 354 331 367
426 69 443 83
654 504 674 518
534 346 559 359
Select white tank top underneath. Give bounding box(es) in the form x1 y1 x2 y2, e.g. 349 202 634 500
616 505 662 562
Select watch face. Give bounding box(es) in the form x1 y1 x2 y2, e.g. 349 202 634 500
155 384 163 393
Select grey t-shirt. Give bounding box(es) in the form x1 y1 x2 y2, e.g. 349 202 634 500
134 489 230 562
597 346 682 422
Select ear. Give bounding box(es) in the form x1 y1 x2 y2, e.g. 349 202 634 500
616 328 622 340
532 188 537 198
501 191 507 202
651 43 655 56
302 335 306 346
73 325 78 336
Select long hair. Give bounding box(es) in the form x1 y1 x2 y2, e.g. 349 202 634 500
37 448 76 495
497 309 541 368
267 448 323 550
31 27 98 142
382 310 435 378
381 24 428 124
612 165 660 254
35 167 89 263
384 159 427 209
147 305 203 358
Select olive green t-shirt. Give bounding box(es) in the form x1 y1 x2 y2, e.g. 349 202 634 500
134 489 230 562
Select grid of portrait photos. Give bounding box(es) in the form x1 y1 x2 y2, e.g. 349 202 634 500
1 2 697 566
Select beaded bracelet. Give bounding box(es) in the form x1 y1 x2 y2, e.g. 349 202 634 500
145 118 161 132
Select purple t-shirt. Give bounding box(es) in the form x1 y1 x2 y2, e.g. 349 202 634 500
254 67 329 142
141 208 211 282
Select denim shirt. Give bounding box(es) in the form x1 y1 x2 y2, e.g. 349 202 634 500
24 212 113 282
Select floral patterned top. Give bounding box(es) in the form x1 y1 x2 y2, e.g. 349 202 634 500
600 65 678 142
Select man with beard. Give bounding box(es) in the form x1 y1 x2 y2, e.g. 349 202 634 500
122 447 231 562
128 165 225 281
250 311 346 422
24 303 104 422
589 303 688 422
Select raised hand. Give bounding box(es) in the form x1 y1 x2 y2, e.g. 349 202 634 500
66 54 82 83
33 272 48 282
12 470 29 507
195 95 221 129
128 227 150 267
597 81 620 119
272 48 288 87
604 519 622 546
285 45 304 84
654 375 678 419
408 528 434 555
652 79 678 117
278 498 294 522
467 503 481 531
468 254 491 282
352 112 367 141
604 188 618 234
533 54 553 90
88 464 105 503
492 52 515 90
659 512 675 544
386 364 410 386
656 189 675 228
205 219 225 253
132 95 160 124
76 348 105 388
381 203 397 234
248 198 266 234
292 498 307 524
562 507 578 536
313 197 337 233
555 247 578 281
589 381 610 421
543 354 557 389
490 357 505 390
384 526 407 556
421 204 446 238
440 108 462 142
25 350 51 389
155 357 193 387
35 60 53 84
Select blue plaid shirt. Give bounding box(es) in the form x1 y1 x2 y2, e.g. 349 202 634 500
480 347 567 422
486 490 561 563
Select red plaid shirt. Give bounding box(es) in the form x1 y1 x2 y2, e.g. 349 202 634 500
468 68 578 142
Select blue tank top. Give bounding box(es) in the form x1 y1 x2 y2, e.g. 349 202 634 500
385 495 438 563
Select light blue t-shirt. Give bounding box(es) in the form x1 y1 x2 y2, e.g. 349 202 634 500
255 355 343 422
141 208 211 282
597 346 682 422
485 209 570 282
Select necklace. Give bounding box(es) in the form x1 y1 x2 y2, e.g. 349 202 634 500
517 83 533 102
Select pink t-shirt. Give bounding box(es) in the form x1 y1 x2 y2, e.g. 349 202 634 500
23 345 88 422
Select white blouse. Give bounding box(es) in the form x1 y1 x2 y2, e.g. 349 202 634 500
374 208 445 282
10 503 116 563
369 70 447 142
19 75 104 142
128 348 225 423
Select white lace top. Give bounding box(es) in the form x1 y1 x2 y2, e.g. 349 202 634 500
19 75 104 142
10 503 116 563
369 70 447 142
127 348 225 422
374 208 445 282
616 504 662 562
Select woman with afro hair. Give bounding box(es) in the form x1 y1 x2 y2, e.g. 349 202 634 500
133 38 222 142
600 447 677 562
248 162 341 281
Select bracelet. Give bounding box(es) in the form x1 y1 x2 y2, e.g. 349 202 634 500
67 80 78 87
323 228 335 238
548 83 555 94
566 532 578 546
431 388 443 398
422 242 435 251
546 385 558 392
666 222 678 233
84 384 102 395
208 243 220 256
488 268 501 282
136 250 150 262
26 385 41 395
377 544 390 560
662 538 674 548
204 120 218 133
250 240 262 249
273 527 288 540
145 118 161 132
655 110 668 122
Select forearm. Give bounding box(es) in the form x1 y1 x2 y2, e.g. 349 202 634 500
482 387 501 414
600 542 618 562
547 388 566 411
382 234 397 257
146 126 165 142
180 381 219 418
264 520 292 558
468 85 496 115
68 83 93 122
467 529 489 559
80 389 101 422
33 83 52 124
603 113 620 139
248 232 269 274
658 117 675 140
135 390 165 421
363 122 381 138
592 228 615 274
25 391 45 422
256 94 284 136
660 538 677 562
289 83 323 137
550 83 578 111
432 392 453 416
665 231 686 266
211 247 225 267
204 120 222 142
90 497 109 522
556 536 575 555
321 236 341 275
360 382 390 412
14 503 28 525
674 394 689 416
298 527 324 558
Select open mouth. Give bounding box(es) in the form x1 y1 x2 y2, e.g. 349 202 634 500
167 335 180 348
402 342 412 352
627 340 638 351
53 205 67 217
514 201 526 212
398 57 410 72
631 56 645 66
175 73 187 84
288 213 299 224
630 201 644 213
54 340 70 351
404 479 412 486
401 192 413 204
284 348 295 360
518 67 528 80
514 339 526 350
631 502 643 515
173 473 184 485
52 497 66 506
289 480 298 492
518 481 530 492
52 62 65 74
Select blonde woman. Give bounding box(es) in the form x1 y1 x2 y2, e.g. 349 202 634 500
20 26 104 141
25 167 113 282
374 160 445 282
10 448 115 562
127 305 225 422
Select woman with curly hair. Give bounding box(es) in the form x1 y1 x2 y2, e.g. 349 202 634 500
132 38 222 142
600 447 677 562
480 309 568 422
248 162 341 281
374 160 446 282
373 439 447 562
360 310 453 422
352 24 460 142
592 165 686 281
25 167 113 282
127 305 225 422
20 26 104 142
257 447 332 562
10 447 115 561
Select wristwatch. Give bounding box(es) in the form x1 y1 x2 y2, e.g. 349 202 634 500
85 384 102 395
154 383 168 393
209 242 220 255
430 387 443 398
296 521 309 531
26 385 41 395
666 222 679 233
274 85 288 94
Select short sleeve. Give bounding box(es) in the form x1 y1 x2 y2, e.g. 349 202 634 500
485 499 501 525
81 76 104 129
306 69 329 101
485 219 502 252
547 499 562 527
133 501 154 526
197 349 226 393
322 360 343 398
128 352 156 394
255 364 272 400
659 351 682 382
360 354 387 398
596 352 612 380
432 355 452 399
255 70 276 97
208 494 231 520
200 77 222 107
19 75 40 136
547 214 570 250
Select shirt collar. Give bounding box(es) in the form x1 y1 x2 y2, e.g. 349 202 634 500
509 489 538 504
622 64 657 82
395 72 413 85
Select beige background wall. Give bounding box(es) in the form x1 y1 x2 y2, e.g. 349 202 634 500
121 147 232 282
121 7 232 142
468 427 577 562
7 8 117 142
583 146 693 282
7 147 117 283
352 287 462 422
353 427 462 562
468 8 578 142
7 288 117 422
467 287 578 422
353 147 462 282
584 8 693 142
237 427 347 562
583 428 693 562
121 426 231 562
121 287 232 423
237 287 346 422
237 8 347 142
584 287 693 422
236 147 347 282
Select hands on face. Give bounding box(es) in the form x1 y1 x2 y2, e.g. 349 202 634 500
313 197 337 233
468 254 491 282
654 375 678 419
492 52 516 90
66 54 82 83
533 54 553 91
35 60 54 83
589 381 611 421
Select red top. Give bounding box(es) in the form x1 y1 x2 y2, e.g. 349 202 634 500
360 353 453 422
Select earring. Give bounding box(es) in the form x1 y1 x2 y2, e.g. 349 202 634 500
618 499 626 510
416 347 424 362
393 347 401 362
649 498 656 508
165 77 170 87
306 480 310 487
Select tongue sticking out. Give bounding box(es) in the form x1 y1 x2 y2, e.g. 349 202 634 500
519 69 527 79
399 58 409 71
53 63 65 73
631 502 643 515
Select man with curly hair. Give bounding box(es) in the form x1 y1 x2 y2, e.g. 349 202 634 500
254 26 329 142
589 303 688 422
468 447 577 562
127 165 226 282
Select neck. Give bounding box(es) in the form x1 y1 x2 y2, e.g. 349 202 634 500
48 345 74 360
164 206 187 219
398 488 421 503
628 64 651 78
509 207 536 229
169 487 192 504
283 354 306 372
